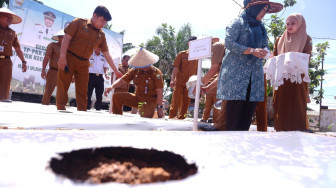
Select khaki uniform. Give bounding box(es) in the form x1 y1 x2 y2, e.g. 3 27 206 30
202 42 226 125
112 66 164 118
114 64 129 93
56 18 108 111
169 50 198 119
41 42 61 105
202 74 220 122
0 26 20 100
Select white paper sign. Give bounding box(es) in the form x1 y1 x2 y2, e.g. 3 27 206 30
188 37 212 60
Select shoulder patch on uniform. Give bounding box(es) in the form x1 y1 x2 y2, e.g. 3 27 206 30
156 74 161 79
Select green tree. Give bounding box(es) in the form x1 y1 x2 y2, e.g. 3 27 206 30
144 23 192 99
309 42 329 105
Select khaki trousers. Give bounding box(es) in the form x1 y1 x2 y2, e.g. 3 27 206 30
0 59 12 101
169 84 190 119
112 92 157 118
42 69 58 105
56 53 90 111
255 75 268 132
202 92 219 123
214 100 227 130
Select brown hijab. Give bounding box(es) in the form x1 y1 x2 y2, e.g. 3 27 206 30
277 13 308 55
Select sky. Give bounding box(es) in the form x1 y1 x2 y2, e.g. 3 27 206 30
22 0 336 108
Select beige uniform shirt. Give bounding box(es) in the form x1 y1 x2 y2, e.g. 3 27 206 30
0 26 20 56
174 50 198 87
122 66 164 97
65 18 108 59
45 42 61 69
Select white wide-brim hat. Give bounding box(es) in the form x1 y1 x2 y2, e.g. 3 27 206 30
52 29 65 41
128 48 159 68
0 7 22 24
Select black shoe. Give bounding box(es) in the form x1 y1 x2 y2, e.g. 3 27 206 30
207 119 213 123
301 129 314 133
1 99 12 103
200 119 207 123
198 122 218 131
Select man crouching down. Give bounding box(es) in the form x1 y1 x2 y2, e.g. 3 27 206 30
104 48 164 118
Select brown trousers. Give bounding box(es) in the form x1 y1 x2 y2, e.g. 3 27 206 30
112 92 157 118
169 84 190 119
214 100 227 130
56 53 90 111
0 59 12 101
202 92 219 123
42 69 58 105
255 75 268 132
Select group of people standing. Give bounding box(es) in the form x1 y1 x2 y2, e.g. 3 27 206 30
0 0 313 132
199 0 312 132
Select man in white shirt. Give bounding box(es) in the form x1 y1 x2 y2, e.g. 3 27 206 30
87 48 110 110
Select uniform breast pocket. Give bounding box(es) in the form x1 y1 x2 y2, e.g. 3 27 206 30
133 77 139 85
79 28 90 40
96 35 103 44
7 33 16 46
148 80 155 89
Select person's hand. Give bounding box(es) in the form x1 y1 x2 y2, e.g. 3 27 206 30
104 87 113 97
157 107 164 118
200 85 209 96
170 80 175 88
115 71 122 78
58 56 67 71
22 62 27 72
252 48 268 59
41 69 46 79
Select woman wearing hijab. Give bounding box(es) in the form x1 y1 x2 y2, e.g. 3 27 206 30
216 0 283 131
273 13 312 131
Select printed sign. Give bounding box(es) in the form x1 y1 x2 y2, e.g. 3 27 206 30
188 37 212 61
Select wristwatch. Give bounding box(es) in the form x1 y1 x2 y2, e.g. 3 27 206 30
22 60 27 64
249 48 255 54
157 105 163 109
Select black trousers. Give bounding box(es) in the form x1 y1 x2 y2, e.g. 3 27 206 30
87 73 104 110
225 78 257 131
226 100 257 130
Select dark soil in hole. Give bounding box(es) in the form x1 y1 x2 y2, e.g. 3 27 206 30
49 147 197 185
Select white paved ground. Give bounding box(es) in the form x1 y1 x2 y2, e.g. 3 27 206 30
0 101 335 188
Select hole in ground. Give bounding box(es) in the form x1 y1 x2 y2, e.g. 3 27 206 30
49 146 197 185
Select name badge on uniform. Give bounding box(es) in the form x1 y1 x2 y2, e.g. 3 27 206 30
0 46 4 53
